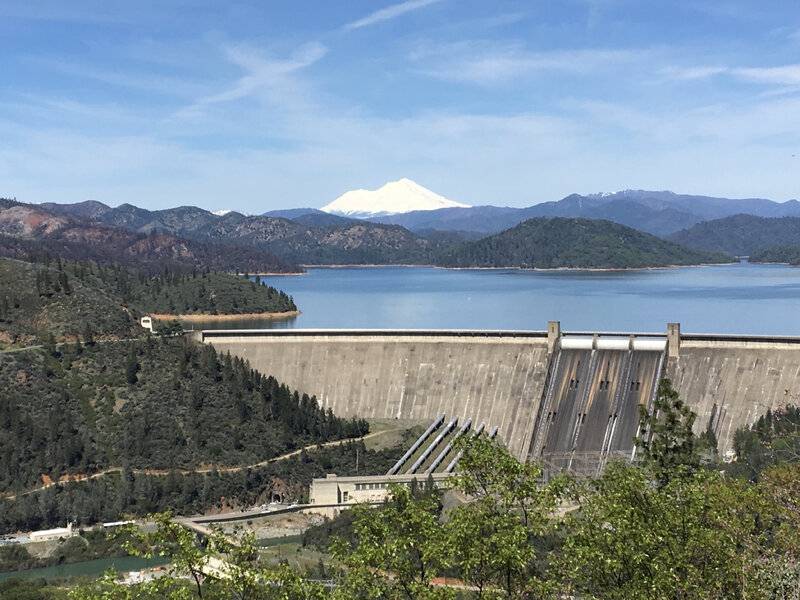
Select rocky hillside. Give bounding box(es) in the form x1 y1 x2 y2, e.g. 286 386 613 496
0 200 299 273
31 199 440 265
436 217 733 269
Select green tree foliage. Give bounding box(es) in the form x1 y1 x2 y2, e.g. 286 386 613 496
447 435 563 598
558 463 775 599
0 529 133 573
730 406 800 480
331 485 453 600
0 437 402 534
125 345 139 385
132 270 296 316
436 217 732 269
70 513 329 600
751 244 800 265
39 426 800 600
635 378 701 486
0 337 369 530
669 214 800 256
0 257 296 347
0 579 67 600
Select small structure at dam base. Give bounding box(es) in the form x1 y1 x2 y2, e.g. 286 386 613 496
309 472 452 517
309 414 498 515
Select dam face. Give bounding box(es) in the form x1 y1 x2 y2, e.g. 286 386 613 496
201 330 551 459
200 326 800 471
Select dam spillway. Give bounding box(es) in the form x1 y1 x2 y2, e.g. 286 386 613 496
199 324 800 471
529 337 666 476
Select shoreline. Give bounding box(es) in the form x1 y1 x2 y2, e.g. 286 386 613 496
435 260 739 273
244 271 307 276
300 261 739 273
151 310 300 322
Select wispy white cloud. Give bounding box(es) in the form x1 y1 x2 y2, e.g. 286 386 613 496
178 42 327 117
665 63 800 86
50 65 202 99
662 66 728 80
413 42 641 85
344 0 444 31
734 65 800 85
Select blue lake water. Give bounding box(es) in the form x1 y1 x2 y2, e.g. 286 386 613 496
190 263 800 335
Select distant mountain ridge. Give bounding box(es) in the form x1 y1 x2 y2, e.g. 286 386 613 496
11 187 798 269
370 190 800 236
15 198 444 266
0 200 299 273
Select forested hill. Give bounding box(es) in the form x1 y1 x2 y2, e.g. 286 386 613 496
750 245 800 265
0 257 296 347
126 270 296 316
435 217 732 269
0 337 368 486
668 214 800 256
0 337 369 518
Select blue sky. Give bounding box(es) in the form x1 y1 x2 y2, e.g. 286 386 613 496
1 0 799 212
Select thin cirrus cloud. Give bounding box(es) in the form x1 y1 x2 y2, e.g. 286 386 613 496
413 43 641 85
177 42 328 117
343 0 444 31
666 64 800 86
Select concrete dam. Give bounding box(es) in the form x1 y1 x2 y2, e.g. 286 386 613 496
199 323 800 474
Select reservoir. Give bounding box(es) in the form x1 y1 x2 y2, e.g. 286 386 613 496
186 262 800 335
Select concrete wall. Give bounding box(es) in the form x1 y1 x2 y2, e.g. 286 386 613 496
667 337 800 458
203 330 551 460
203 328 800 464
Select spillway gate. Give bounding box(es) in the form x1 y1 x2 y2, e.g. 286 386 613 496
529 334 666 478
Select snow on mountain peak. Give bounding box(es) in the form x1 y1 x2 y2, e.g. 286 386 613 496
212 209 233 216
321 178 470 217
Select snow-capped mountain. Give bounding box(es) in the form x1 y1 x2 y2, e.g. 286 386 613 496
321 178 470 217
212 209 233 216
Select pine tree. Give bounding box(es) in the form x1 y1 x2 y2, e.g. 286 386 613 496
82 323 95 346
125 345 140 385
635 378 699 487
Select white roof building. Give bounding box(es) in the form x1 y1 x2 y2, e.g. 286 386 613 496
29 522 75 542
